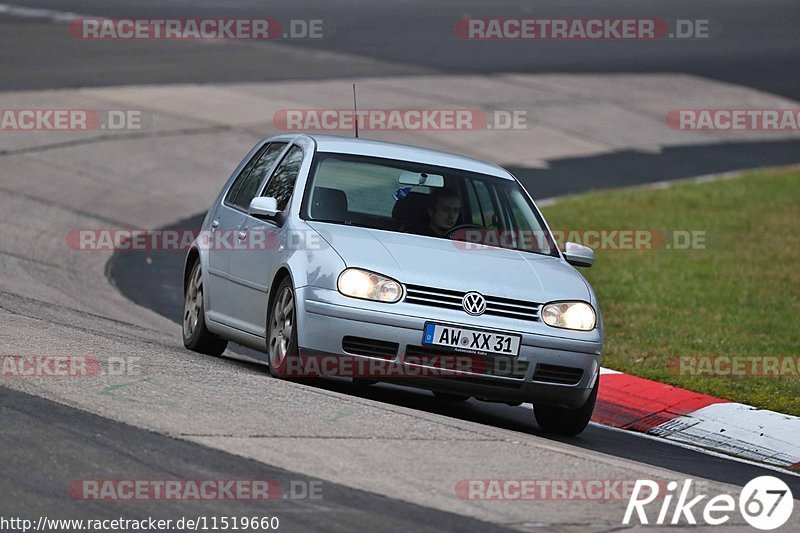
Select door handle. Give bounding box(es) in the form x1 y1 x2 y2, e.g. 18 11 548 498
238 228 248 240
211 219 220 232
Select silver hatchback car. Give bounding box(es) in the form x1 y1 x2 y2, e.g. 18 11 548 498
183 134 603 435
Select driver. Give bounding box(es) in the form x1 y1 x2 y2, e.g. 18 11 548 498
423 188 461 237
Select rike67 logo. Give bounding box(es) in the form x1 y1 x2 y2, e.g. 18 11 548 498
624 476 794 530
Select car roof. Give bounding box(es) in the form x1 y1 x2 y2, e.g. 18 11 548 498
268 133 514 180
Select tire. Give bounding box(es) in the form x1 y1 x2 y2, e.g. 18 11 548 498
433 391 470 402
183 259 228 356
533 375 599 436
267 277 299 379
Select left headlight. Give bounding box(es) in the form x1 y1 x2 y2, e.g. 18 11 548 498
337 268 403 303
541 301 596 331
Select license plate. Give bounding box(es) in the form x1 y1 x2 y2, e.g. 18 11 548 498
423 322 521 356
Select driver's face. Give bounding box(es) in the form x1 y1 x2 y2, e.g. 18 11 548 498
429 196 461 235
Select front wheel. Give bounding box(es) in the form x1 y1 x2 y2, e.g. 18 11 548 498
267 277 299 379
183 259 228 356
533 375 599 436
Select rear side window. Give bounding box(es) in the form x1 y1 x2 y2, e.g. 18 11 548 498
262 145 304 211
226 142 287 211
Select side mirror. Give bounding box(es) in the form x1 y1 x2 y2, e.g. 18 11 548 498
248 196 279 219
563 241 594 267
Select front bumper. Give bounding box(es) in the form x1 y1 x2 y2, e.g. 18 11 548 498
295 286 602 409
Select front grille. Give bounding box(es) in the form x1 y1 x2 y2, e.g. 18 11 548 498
404 284 540 321
532 363 584 385
342 336 398 359
404 345 528 379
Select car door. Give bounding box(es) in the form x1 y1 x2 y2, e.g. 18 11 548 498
204 143 267 324
228 144 305 337
207 142 288 327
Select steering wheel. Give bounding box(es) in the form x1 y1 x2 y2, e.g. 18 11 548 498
443 223 485 239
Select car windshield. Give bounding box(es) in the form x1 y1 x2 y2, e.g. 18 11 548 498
302 152 558 256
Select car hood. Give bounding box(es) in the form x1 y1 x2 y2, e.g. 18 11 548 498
307 222 590 303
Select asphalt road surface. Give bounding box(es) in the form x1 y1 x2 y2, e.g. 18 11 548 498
0 0 798 99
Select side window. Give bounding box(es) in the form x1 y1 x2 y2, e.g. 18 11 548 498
502 187 554 254
506 193 530 233
225 144 269 206
262 145 304 211
229 142 287 211
472 180 497 227
465 180 484 226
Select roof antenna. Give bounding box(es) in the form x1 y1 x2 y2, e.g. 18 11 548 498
352 83 359 138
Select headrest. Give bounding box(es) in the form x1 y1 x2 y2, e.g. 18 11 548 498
311 187 348 221
392 191 429 221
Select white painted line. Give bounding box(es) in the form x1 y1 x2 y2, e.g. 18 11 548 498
520 401 800 473
650 403 800 467
522 372 800 469
588 422 800 478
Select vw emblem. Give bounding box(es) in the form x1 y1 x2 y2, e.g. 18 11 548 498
462 291 486 316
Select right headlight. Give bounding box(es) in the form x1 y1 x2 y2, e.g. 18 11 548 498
541 301 596 331
337 268 403 303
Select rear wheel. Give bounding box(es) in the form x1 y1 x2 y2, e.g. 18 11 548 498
268 277 299 379
183 259 228 356
533 375 599 436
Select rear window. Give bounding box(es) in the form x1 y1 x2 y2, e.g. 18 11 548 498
311 158 435 217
